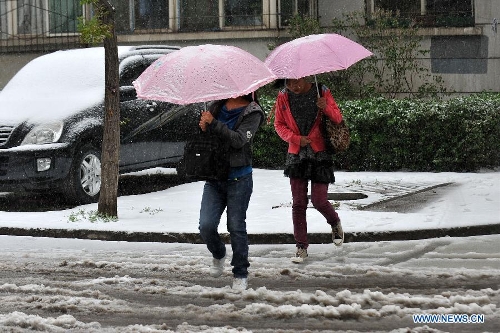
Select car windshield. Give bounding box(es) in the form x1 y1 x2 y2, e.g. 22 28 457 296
0 46 133 124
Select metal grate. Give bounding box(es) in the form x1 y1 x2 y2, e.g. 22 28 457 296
0 0 312 54
2 0 477 55
373 0 474 28
0 0 83 53
0 125 14 146
0 156 7 175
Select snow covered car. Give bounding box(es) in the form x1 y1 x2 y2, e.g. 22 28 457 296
0 45 201 204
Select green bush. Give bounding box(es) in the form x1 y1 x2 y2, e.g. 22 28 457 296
253 93 500 172
252 93 288 169
253 123 288 169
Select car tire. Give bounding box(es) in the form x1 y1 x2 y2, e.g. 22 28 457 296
64 145 102 204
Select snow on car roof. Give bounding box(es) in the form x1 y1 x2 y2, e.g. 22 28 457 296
0 46 135 124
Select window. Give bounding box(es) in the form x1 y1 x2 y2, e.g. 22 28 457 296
0 1 7 39
16 0 45 35
425 0 473 27
279 0 316 27
110 0 169 33
14 0 82 35
108 0 131 33
2 0 319 52
1 0 83 52
224 0 262 27
49 0 82 34
134 0 168 30
374 0 420 16
179 0 263 32
373 0 474 27
180 0 218 32
431 36 487 74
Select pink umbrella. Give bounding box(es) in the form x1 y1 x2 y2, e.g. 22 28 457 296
264 33 373 79
133 44 276 105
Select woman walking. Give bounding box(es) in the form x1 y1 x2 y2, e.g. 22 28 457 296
198 92 264 289
273 77 344 263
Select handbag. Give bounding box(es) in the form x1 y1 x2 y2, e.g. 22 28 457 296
182 130 230 181
322 115 350 153
316 82 350 153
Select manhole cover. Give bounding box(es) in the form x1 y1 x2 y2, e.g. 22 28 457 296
328 192 368 200
308 192 368 201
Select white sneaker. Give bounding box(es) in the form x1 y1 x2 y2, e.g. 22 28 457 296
209 256 225 277
291 247 308 264
332 221 344 246
232 277 248 290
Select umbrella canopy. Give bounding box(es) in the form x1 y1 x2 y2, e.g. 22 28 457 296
264 33 373 79
133 44 277 105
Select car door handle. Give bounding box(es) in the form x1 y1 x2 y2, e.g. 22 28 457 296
146 102 157 111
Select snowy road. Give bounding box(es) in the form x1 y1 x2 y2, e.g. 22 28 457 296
1 235 499 332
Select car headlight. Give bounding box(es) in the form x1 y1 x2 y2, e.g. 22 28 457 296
21 121 64 145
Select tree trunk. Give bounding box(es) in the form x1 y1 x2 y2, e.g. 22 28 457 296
97 0 120 217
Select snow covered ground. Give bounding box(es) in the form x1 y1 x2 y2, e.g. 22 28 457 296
0 168 499 332
0 168 498 235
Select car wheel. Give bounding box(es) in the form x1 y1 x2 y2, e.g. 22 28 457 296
64 145 101 204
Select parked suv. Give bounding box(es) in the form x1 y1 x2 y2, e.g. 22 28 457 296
0 45 201 204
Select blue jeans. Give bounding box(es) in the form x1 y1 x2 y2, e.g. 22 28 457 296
199 173 253 278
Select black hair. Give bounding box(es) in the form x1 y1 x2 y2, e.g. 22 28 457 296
241 91 260 106
272 79 286 89
209 91 261 114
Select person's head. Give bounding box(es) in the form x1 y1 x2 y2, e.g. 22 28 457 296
214 92 260 111
240 91 260 105
285 77 311 95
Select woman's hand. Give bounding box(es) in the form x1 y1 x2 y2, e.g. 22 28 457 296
300 136 311 147
316 97 327 110
199 111 214 131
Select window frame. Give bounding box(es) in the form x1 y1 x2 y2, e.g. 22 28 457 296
223 0 264 29
277 0 318 28
0 0 83 37
47 0 83 36
131 0 170 33
0 0 10 39
368 0 475 28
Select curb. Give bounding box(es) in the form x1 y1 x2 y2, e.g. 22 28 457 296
1 223 499 244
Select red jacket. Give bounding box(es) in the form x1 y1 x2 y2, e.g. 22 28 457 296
274 86 342 154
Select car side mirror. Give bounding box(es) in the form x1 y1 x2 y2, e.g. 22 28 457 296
120 86 137 102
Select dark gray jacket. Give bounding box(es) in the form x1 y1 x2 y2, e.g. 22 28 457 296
208 101 264 168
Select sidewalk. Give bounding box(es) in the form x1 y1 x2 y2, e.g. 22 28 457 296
0 169 498 244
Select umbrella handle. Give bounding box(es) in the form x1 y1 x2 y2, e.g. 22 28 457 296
314 75 320 97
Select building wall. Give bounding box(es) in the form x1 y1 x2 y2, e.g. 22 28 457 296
1 0 499 94
0 54 40 90
422 0 498 94
317 0 500 96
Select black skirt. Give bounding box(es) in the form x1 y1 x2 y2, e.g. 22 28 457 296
284 157 335 184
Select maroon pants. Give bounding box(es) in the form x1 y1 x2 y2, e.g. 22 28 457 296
290 177 340 249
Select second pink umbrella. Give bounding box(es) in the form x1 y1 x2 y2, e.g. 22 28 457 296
265 33 373 79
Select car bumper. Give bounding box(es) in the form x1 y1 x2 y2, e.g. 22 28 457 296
0 143 74 192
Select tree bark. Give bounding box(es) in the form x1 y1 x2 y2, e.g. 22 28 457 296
97 0 120 217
